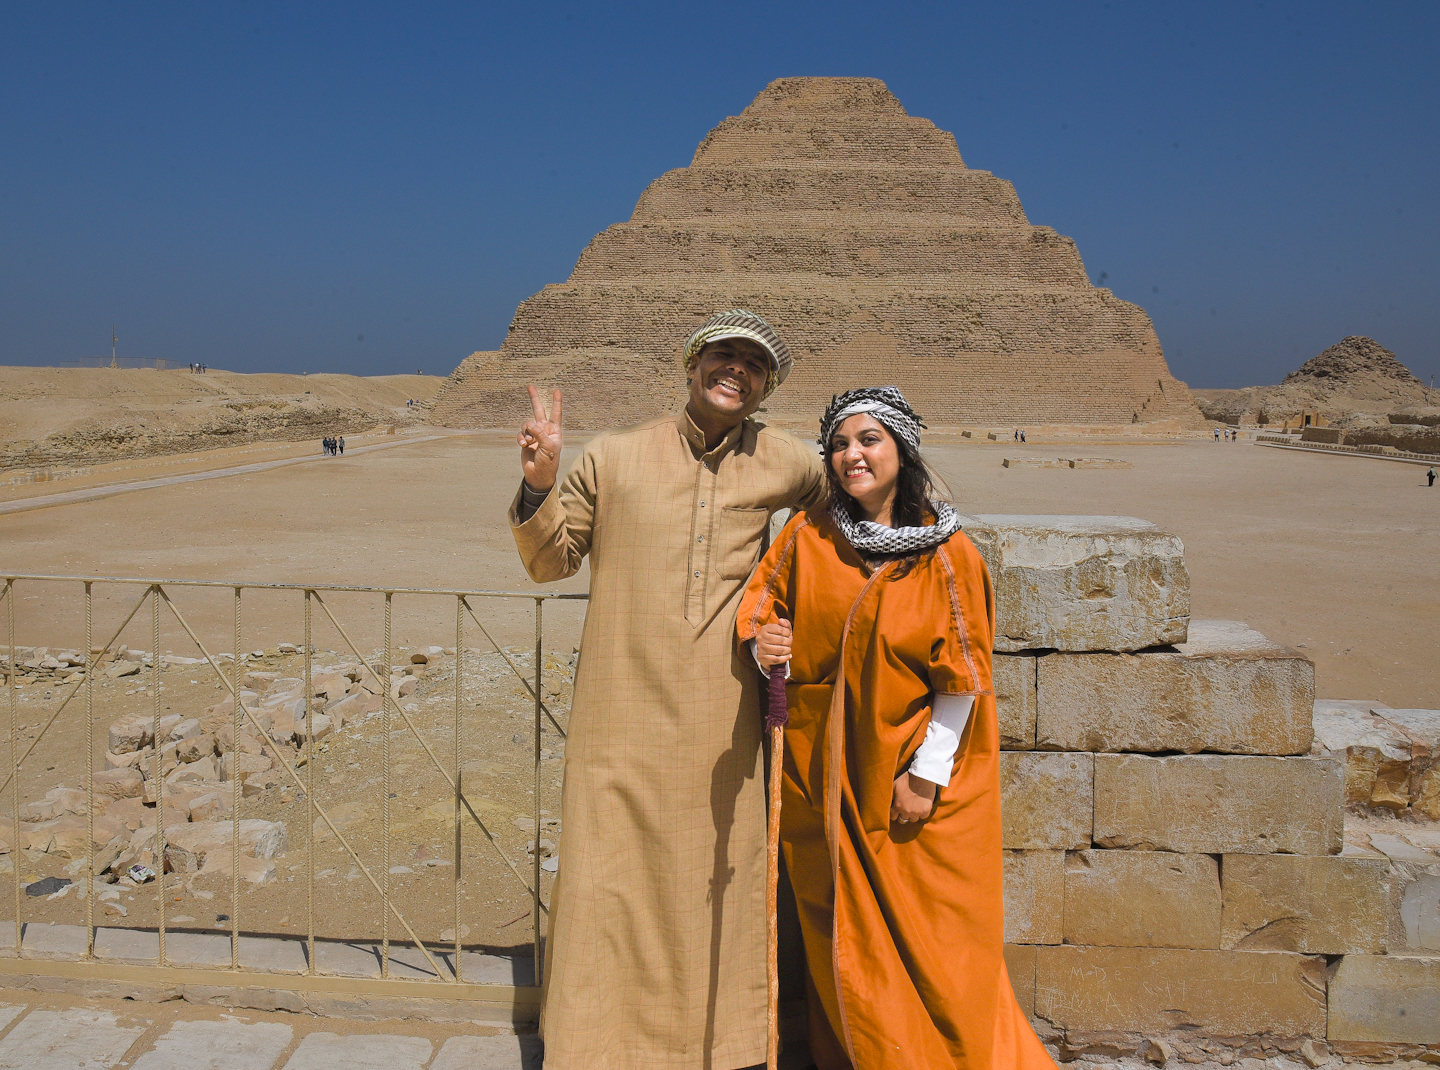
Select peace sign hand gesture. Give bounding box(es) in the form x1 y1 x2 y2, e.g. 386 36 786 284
519 385 563 492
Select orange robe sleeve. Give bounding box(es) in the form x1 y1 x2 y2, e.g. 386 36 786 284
929 533 996 698
736 510 811 650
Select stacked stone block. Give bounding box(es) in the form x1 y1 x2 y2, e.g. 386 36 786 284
981 515 1439 1058
430 77 1204 431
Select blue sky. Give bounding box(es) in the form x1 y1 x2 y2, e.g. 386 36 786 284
2 1 1435 389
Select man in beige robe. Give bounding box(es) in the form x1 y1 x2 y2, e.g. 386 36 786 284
510 310 827 1069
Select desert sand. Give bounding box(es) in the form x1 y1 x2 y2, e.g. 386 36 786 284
1 427 1434 708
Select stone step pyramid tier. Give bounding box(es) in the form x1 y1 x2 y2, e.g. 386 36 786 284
431 77 1205 431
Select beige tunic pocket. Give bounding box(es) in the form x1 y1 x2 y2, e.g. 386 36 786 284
718 506 771 579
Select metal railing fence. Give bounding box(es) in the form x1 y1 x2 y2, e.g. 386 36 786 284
0 572 587 1006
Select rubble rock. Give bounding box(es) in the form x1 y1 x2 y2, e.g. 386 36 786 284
958 515 1189 653
220 752 273 784
20 787 89 822
326 690 382 725
1312 700 1412 809
90 768 144 800
107 715 152 754
175 733 215 763
168 717 202 741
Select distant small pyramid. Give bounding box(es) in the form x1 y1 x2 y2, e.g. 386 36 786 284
432 77 1203 430
1283 337 1422 388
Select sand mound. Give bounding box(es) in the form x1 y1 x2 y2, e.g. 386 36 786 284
0 367 443 471
1197 336 1431 424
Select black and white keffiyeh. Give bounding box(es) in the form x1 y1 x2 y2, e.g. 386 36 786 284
819 387 962 556
829 497 961 557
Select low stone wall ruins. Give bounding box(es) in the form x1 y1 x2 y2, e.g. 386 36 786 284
973 514 1439 1061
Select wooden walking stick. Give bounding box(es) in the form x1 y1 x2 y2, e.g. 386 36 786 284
765 660 789 1070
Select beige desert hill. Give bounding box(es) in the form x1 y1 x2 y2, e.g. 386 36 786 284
430 76 1204 431
0 365 442 470
1197 336 1432 425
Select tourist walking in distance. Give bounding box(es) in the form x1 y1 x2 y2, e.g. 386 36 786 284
337 436 344 456
509 309 827 1069
1428 466 1436 487
739 387 1056 1070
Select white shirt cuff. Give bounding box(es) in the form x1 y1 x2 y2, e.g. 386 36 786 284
748 639 790 678
907 694 975 786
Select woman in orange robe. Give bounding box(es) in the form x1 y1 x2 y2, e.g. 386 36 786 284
737 387 1056 1070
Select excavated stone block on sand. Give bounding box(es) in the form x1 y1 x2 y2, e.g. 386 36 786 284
959 515 1189 653
1220 854 1390 953
1002 457 1068 469
1000 752 1092 850
1037 621 1315 754
1064 850 1220 949
1004 944 1037 1016
1327 955 1440 1043
1067 457 1132 469
1035 946 1327 1036
994 653 1036 749
1093 755 1343 854
1003 850 1063 945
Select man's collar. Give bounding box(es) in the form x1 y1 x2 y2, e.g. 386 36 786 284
678 409 746 458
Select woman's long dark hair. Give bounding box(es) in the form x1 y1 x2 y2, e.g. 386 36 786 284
824 423 949 578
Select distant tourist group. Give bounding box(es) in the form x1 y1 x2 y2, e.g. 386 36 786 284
188 362 208 374
321 436 344 456
1214 427 1239 441
1012 427 1026 442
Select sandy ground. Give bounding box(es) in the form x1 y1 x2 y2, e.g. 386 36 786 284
0 428 1434 707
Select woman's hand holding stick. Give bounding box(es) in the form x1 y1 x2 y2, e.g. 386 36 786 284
757 618 791 1070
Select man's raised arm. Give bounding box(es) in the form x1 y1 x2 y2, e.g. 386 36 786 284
510 385 593 582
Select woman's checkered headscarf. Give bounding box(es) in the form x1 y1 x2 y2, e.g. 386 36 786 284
819 386 961 556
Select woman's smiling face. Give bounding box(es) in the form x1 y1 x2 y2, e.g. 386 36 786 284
830 413 900 523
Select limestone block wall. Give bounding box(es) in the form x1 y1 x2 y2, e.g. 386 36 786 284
430 77 1205 432
984 515 1439 1059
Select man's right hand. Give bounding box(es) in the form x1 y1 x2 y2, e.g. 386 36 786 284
755 619 792 670
519 385 563 492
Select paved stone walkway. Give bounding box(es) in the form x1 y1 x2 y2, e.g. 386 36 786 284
0 992 541 1069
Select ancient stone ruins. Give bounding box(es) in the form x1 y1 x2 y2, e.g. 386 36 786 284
430 77 1205 431
968 514 1438 1062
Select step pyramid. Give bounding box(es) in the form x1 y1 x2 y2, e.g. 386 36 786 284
432 77 1204 431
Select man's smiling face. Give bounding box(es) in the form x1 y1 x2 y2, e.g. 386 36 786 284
687 338 772 427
